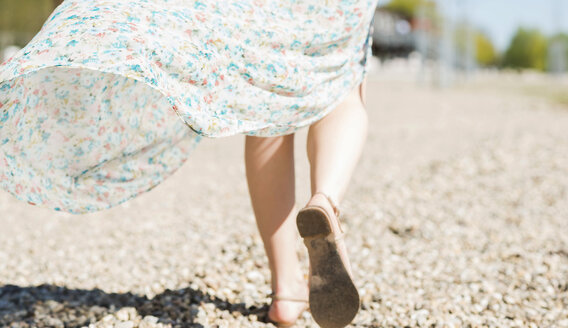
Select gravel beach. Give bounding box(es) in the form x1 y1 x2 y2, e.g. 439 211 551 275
1 70 567 327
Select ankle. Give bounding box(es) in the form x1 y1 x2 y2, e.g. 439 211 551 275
273 276 308 297
308 192 340 216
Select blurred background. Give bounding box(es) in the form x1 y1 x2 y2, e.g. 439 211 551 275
368 0 568 90
1 0 567 81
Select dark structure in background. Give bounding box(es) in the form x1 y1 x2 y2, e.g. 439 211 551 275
371 5 439 62
371 8 417 59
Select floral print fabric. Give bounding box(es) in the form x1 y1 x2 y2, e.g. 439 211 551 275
0 0 377 214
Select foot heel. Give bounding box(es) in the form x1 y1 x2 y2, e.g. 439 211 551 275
296 208 331 239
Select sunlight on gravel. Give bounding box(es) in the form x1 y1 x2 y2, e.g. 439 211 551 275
1 74 567 327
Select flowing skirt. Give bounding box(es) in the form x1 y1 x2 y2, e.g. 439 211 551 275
0 0 377 214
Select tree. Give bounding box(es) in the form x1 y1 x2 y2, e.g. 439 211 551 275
383 0 438 21
0 0 62 47
453 24 497 67
475 32 497 67
0 0 57 47
502 28 548 71
0 0 54 32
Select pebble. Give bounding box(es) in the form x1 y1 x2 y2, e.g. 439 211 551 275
1 76 567 327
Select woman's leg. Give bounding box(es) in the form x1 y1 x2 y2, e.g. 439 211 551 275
244 134 308 324
307 79 368 207
245 78 367 324
299 79 368 326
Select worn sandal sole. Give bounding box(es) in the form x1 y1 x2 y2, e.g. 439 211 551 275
297 207 360 328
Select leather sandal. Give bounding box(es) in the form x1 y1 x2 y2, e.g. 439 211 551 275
296 192 360 328
267 292 309 327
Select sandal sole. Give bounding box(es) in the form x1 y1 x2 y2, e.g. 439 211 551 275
297 207 360 328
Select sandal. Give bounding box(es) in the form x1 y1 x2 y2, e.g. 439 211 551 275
296 192 360 328
267 293 309 327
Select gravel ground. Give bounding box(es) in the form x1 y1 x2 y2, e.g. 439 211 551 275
1 71 567 327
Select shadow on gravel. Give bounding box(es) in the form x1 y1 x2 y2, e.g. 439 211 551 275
0 284 269 327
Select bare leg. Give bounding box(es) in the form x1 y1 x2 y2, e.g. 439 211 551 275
245 78 367 324
298 79 367 326
245 134 308 324
305 79 368 278
307 79 368 206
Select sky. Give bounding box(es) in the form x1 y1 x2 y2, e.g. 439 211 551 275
377 0 568 51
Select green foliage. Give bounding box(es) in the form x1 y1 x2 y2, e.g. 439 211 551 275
549 33 568 44
475 32 497 67
383 0 437 21
453 24 497 67
502 28 548 71
0 0 55 46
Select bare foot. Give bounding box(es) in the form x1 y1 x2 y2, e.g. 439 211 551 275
268 278 309 325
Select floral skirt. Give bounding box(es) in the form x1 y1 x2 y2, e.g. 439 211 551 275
0 0 377 214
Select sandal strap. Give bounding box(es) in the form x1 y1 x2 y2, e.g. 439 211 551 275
313 191 340 217
310 192 345 235
335 231 345 241
269 292 308 303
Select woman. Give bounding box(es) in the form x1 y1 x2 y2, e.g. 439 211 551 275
0 0 377 326
246 78 367 327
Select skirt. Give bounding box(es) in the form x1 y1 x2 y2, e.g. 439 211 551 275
0 0 378 214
